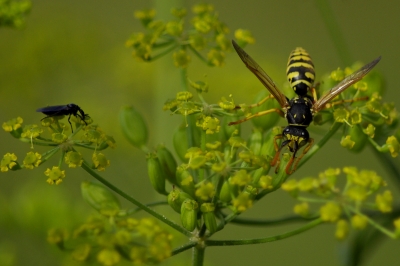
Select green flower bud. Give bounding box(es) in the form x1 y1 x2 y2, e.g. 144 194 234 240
156 144 178 185
176 166 196 197
146 153 167 195
251 90 280 131
260 126 281 160
346 125 367 153
243 185 258 200
81 181 120 216
119 106 148 149
248 128 263 155
180 199 198 231
167 188 193 213
200 203 217 234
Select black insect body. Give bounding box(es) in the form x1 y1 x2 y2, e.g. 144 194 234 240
230 40 381 174
37 103 89 132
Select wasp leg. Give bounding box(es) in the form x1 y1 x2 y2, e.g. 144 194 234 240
310 83 320 104
246 94 275 108
287 138 314 174
228 108 284 126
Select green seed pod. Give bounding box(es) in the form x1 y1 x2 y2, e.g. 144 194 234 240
176 166 196 197
243 185 258 200
119 106 148 149
156 144 178 185
260 126 281 160
346 125 367 153
81 181 120 216
173 123 188 162
219 179 238 203
146 153 167 195
248 128 263 155
200 203 217 234
168 188 193 213
251 90 280 131
180 199 198 231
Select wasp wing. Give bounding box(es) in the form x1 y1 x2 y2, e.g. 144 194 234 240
232 40 289 109
313 56 381 112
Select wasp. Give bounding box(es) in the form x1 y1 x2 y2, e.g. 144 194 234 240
37 103 90 132
230 40 381 174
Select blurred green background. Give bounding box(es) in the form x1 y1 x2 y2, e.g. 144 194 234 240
1 0 399 265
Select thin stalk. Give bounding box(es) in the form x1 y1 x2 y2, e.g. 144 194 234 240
206 218 322 246
171 241 197 256
313 0 352 65
80 161 192 237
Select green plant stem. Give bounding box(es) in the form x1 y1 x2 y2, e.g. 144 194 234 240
226 213 319 226
347 205 396 239
313 0 352 65
171 241 197 256
80 161 193 237
192 245 205 266
188 44 209 65
206 218 322 246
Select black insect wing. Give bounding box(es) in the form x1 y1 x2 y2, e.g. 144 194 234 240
36 103 88 132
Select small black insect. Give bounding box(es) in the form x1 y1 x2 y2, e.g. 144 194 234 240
37 103 89 132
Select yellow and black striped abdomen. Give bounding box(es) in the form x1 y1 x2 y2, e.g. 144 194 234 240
286 48 315 97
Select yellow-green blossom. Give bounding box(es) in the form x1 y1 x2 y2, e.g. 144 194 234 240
52 133 68 143
195 182 215 201
351 214 368 230
294 202 310 217
234 29 255 44
320 202 342 222
173 50 191 68
45 166 66 185
335 219 349 240
23 152 41 169
21 124 42 138
2 117 23 132
92 153 110 171
230 170 251 187
207 49 225 67
232 193 253 213
1 153 18 172
65 151 83 168
97 248 120 266
386 136 399 157
375 190 393 213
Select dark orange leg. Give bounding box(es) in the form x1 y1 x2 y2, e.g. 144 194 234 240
286 138 314 174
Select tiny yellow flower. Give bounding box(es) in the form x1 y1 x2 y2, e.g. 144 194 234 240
1 153 18 172
195 182 215 201
65 151 83 168
92 153 110 171
375 190 393 213
232 193 253 213
386 136 399 157
23 152 41 169
294 202 310 217
320 202 342 222
173 50 191 68
45 166 66 185
230 170 251 187
351 214 368 230
97 248 120 266
335 219 349 240
2 117 23 132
